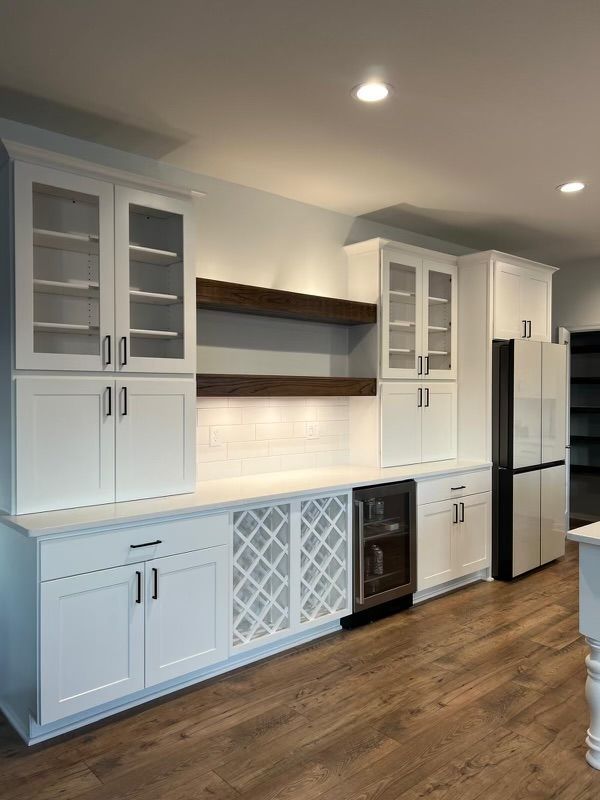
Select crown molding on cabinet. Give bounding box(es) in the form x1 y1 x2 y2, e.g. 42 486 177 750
343 237 458 265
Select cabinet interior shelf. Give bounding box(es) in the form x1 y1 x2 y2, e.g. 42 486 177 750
363 568 406 584
389 348 413 354
428 350 448 356
571 435 600 443
428 296 449 304
129 244 181 266
572 407 600 414
571 377 600 385
196 277 376 326
571 465 600 475
389 321 415 328
571 346 600 355
389 290 415 299
34 321 98 335
33 279 99 297
33 228 99 255
428 325 448 332
130 328 181 339
129 289 181 305
196 374 377 397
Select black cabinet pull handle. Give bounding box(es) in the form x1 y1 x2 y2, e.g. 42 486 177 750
418 355 423 376
425 356 430 376
152 568 158 600
417 388 423 408
459 502 465 522
528 320 532 338
122 386 128 416
130 539 162 549
121 336 128 366
450 485 466 491
425 387 430 407
104 335 112 366
106 386 112 417
135 570 142 604
453 503 458 524
522 320 527 338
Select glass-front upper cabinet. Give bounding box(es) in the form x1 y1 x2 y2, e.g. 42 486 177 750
14 162 115 371
381 248 457 380
114 187 194 374
423 260 457 380
381 250 423 379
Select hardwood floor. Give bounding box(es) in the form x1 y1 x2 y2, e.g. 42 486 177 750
1 541 598 799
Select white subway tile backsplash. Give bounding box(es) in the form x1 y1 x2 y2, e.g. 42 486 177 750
196 397 350 482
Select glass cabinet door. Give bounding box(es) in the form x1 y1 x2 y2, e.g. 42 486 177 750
14 162 115 371
422 260 457 380
381 250 423 379
114 186 194 374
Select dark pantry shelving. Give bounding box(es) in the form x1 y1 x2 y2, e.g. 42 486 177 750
196 277 378 397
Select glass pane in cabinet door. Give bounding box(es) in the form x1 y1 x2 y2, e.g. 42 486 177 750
128 204 184 360
427 270 452 373
388 261 417 372
362 491 411 598
32 183 101 357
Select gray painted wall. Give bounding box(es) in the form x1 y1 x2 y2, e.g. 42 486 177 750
553 260 600 333
0 116 470 301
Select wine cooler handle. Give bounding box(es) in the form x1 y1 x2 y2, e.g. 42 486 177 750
355 499 365 606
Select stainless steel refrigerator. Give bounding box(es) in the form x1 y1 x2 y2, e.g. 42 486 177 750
492 339 568 579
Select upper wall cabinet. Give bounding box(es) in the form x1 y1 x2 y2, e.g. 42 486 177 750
493 260 553 342
381 248 457 380
14 162 115 372
115 187 195 374
14 162 195 373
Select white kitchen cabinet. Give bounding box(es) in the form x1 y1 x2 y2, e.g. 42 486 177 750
417 491 491 592
115 378 196 502
40 563 145 724
16 376 115 514
381 381 457 467
145 547 229 686
381 248 457 380
115 186 195 374
14 161 115 372
493 260 552 342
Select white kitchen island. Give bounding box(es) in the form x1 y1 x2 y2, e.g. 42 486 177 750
568 522 600 769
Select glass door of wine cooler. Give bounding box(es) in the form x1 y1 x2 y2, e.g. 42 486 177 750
353 481 416 611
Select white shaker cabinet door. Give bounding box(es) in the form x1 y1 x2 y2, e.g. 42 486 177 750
512 470 541 577
40 564 145 724
115 378 196 502
541 464 566 565
380 382 422 467
521 270 551 342
421 383 457 462
145 547 229 687
16 376 115 513
456 492 491 577
494 261 524 340
417 499 455 591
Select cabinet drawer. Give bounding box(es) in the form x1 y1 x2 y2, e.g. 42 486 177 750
40 513 229 581
417 470 491 506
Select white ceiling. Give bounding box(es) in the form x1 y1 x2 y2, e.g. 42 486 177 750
1 0 599 266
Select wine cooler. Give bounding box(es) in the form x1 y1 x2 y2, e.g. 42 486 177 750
343 480 416 627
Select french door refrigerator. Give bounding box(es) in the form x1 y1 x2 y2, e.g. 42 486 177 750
492 339 567 579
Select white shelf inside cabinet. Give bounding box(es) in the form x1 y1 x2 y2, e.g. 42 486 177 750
389 348 414 354
33 279 100 298
33 321 99 335
428 350 449 356
130 328 181 339
129 289 181 305
389 321 416 328
428 325 448 332
129 244 181 266
33 228 99 255
428 296 449 304
389 290 415 299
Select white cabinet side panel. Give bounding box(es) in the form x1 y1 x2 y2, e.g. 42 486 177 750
0 163 13 513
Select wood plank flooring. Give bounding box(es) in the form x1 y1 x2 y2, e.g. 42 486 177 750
1 540 598 799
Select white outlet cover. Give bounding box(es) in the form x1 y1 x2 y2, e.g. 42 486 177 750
210 428 221 446
306 422 319 439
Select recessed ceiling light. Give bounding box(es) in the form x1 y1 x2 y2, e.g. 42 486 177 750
557 181 586 193
352 82 392 103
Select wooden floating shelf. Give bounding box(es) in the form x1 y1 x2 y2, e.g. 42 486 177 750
196 278 376 326
33 228 99 255
129 244 181 266
196 374 377 397
34 279 99 297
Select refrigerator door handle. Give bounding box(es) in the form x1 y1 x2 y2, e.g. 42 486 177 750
355 500 365 606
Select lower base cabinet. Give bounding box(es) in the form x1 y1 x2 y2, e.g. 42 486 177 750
40 545 228 725
417 491 491 592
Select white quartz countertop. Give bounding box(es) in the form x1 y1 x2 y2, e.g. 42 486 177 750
567 523 600 545
1 459 491 537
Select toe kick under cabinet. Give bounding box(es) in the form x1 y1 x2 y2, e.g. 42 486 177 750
0 490 351 743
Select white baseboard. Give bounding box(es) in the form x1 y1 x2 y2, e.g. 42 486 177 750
21 619 341 746
413 569 489 604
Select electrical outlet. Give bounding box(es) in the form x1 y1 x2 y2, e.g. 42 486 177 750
306 422 319 439
210 428 221 446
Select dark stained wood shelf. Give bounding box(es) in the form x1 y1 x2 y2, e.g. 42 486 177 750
196 374 377 397
196 277 377 326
